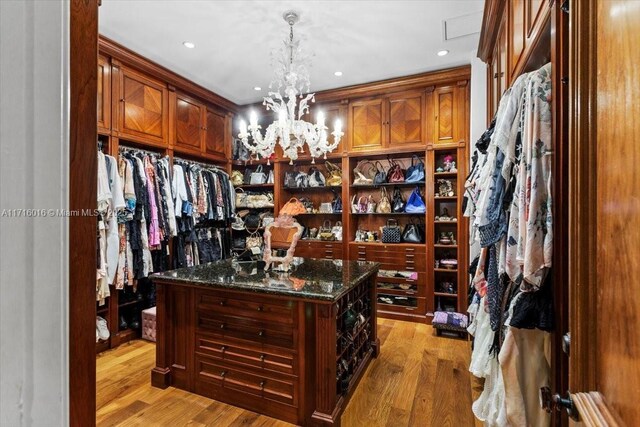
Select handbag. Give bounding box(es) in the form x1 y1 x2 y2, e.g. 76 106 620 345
387 158 405 183
392 187 405 213
351 195 359 214
244 211 261 229
246 231 263 251
232 138 249 161
295 171 309 188
243 168 253 184
366 195 376 213
299 197 314 213
250 165 267 184
373 161 387 185
319 220 335 241
284 171 299 188
267 169 275 184
246 192 274 208
231 170 244 187
381 219 402 243
376 187 391 213
280 198 307 216
326 161 342 186
261 212 274 227
405 155 425 183
308 167 326 187
405 187 426 213
331 221 343 241
319 202 333 213
402 217 425 243
332 194 343 213
353 160 375 185
235 188 249 207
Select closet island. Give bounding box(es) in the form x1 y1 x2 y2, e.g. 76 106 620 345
151 257 379 426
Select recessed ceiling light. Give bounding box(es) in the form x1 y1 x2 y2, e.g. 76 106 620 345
334 71 343 77
183 41 195 49
254 86 262 91
437 49 449 57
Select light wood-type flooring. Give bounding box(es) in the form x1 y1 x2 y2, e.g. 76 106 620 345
97 318 482 426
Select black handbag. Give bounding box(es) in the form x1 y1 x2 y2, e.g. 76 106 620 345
332 194 343 213
244 211 261 229
381 219 402 243
392 187 405 213
284 171 298 188
373 161 387 185
402 218 425 243
243 168 253 185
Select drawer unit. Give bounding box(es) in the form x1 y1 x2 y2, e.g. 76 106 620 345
196 289 296 326
376 295 427 317
196 333 297 376
377 274 427 297
197 312 295 350
195 355 298 407
351 244 426 271
295 241 344 260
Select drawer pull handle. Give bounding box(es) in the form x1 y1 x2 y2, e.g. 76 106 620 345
221 345 227 352
219 300 226 306
258 330 265 337
257 305 264 312
260 380 266 390
406 260 415 264
405 248 415 252
220 323 226 329
260 354 265 361
220 370 227 378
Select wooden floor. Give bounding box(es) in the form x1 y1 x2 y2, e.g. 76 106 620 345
97 318 482 427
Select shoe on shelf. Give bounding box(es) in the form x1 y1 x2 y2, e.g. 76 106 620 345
119 315 128 331
96 316 110 341
96 326 100 343
129 315 140 330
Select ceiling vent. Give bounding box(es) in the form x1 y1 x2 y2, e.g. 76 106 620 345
443 11 483 41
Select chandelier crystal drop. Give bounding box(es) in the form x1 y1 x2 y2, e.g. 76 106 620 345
238 11 343 164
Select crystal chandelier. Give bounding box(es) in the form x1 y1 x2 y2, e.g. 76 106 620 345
238 11 343 164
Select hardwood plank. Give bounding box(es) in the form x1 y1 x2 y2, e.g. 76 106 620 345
97 320 477 426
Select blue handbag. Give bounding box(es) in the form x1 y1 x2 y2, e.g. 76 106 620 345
405 155 425 183
405 187 426 213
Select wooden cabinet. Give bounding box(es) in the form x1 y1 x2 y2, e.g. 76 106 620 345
509 0 526 82
350 98 385 151
175 94 204 152
526 0 547 46
388 91 425 146
97 55 111 133
318 102 347 155
204 108 227 159
116 66 168 145
433 86 464 145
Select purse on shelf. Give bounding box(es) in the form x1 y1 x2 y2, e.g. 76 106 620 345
244 211 261 229
232 138 250 161
244 192 274 208
376 187 391 214
250 165 267 185
366 194 377 213
405 155 425 183
353 160 375 185
326 161 343 186
319 202 333 213
405 187 426 213
284 171 299 188
245 231 263 251
332 221 343 241
373 161 387 185
261 212 274 227
319 220 335 241
392 187 405 213
332 194 343 213
280 197 307 216
299 197 314 213
243 168 253 184
231 170 244 187
387 158 405 183
235 188 248 207
381 219 402 243
402 217 425 243
296 170 310 188
308 167 326 187
267 169 275 184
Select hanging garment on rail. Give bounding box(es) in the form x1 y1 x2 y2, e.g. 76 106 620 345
465 63 553 427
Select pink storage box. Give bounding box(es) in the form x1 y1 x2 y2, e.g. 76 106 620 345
142 306 157 342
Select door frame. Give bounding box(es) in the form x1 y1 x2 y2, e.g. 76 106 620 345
69 0 99 425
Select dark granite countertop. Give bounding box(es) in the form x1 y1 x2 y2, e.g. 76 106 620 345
151 258 379 302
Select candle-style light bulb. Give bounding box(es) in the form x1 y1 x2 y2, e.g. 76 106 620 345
278 109 286 126
239 120 248 135
317 111 325 128
250 111 258 128
334 119 342 134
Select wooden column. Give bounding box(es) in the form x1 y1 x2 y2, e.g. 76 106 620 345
151 282 171 388
312 303 339 426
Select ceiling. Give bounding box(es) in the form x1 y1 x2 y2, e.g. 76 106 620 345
99 1 484 106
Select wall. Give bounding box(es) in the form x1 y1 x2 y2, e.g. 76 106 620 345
0 1 69 425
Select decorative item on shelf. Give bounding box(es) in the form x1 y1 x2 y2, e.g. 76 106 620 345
309 227 318 239
439 258 458 270
405 155 425 183
437 282 456 294
231 214 245 231
442 154 456 172
319 220 336 241
373 161 387 185
262 214 304 271
405 187 426 213
325 161 342 186
299 197 314 213
280 197 307 216
332 193 343 213
402 217 425 243
353 160 375 185
437 232 457 245
392 187 405 213
435 207 457 222
366 195 377 213
386 158 405 183
237 11 343 163
381 219 402 243
331 221 343 241
437 179 455 197
308 166 326 187
375 187 391 213
319 202 333 213
250 165 268 184
231 170 244 187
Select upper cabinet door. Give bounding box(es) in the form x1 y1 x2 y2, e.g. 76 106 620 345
97 55 111 133
433 86 461 145
509 0 526 81
117 66 168 145
349 98 384 151
318 102 347 156
175 94 204 153
526 0 547 43
388 91 424 147
204 108 227 159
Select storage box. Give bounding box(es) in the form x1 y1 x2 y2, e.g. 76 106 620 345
432 311 468 338
142 306 156 342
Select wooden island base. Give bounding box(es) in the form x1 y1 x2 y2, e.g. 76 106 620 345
151 259 379 426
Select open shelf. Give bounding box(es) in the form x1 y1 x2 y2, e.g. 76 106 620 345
234 183 274 190
282 186 341 192
434 292 458 298
434 244 458 248
434 196 458 200
350 212 425 216
434 268 458 273
350 181 425 189
118 299 142 308
433 172 458 177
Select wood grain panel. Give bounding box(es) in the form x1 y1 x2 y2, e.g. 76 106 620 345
389 92 424 146
175 95 203 151
526 0 546 38
350 99 384 150
97 54 111 132
204 108 226 158
433 87 459 144
595 0 640 423
509 0 526 80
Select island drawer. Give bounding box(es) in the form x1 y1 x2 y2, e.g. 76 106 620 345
195 355 298 407
197 312 295 349
196 333 297 376
196 289 296 325
351 248 426 271
295 241 344 259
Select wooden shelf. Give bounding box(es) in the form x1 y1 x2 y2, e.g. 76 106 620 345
349 241 424 248
97 306 109 315
433 172 458 177
434 292 458 298
282 186 341 192
350 181 425 189
434 196 458 200
351 212 425 216
296 212 342 216
118 299 141 308
434 220 458 224
434 268 458 273
434 244 458 248
234 183 274 189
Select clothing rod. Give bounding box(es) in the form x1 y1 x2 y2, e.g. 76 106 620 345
118 145 163 157
173 157 227 173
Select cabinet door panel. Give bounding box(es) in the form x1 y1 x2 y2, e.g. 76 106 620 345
389 92 424 146
350 99 384 151
204 108 227 158
509 0 526 80
175 95 203 152
118 67 167 143
526 0 546 39
319 103 346 154
97 55 111 132
433 87 457 144
498 16 508 96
